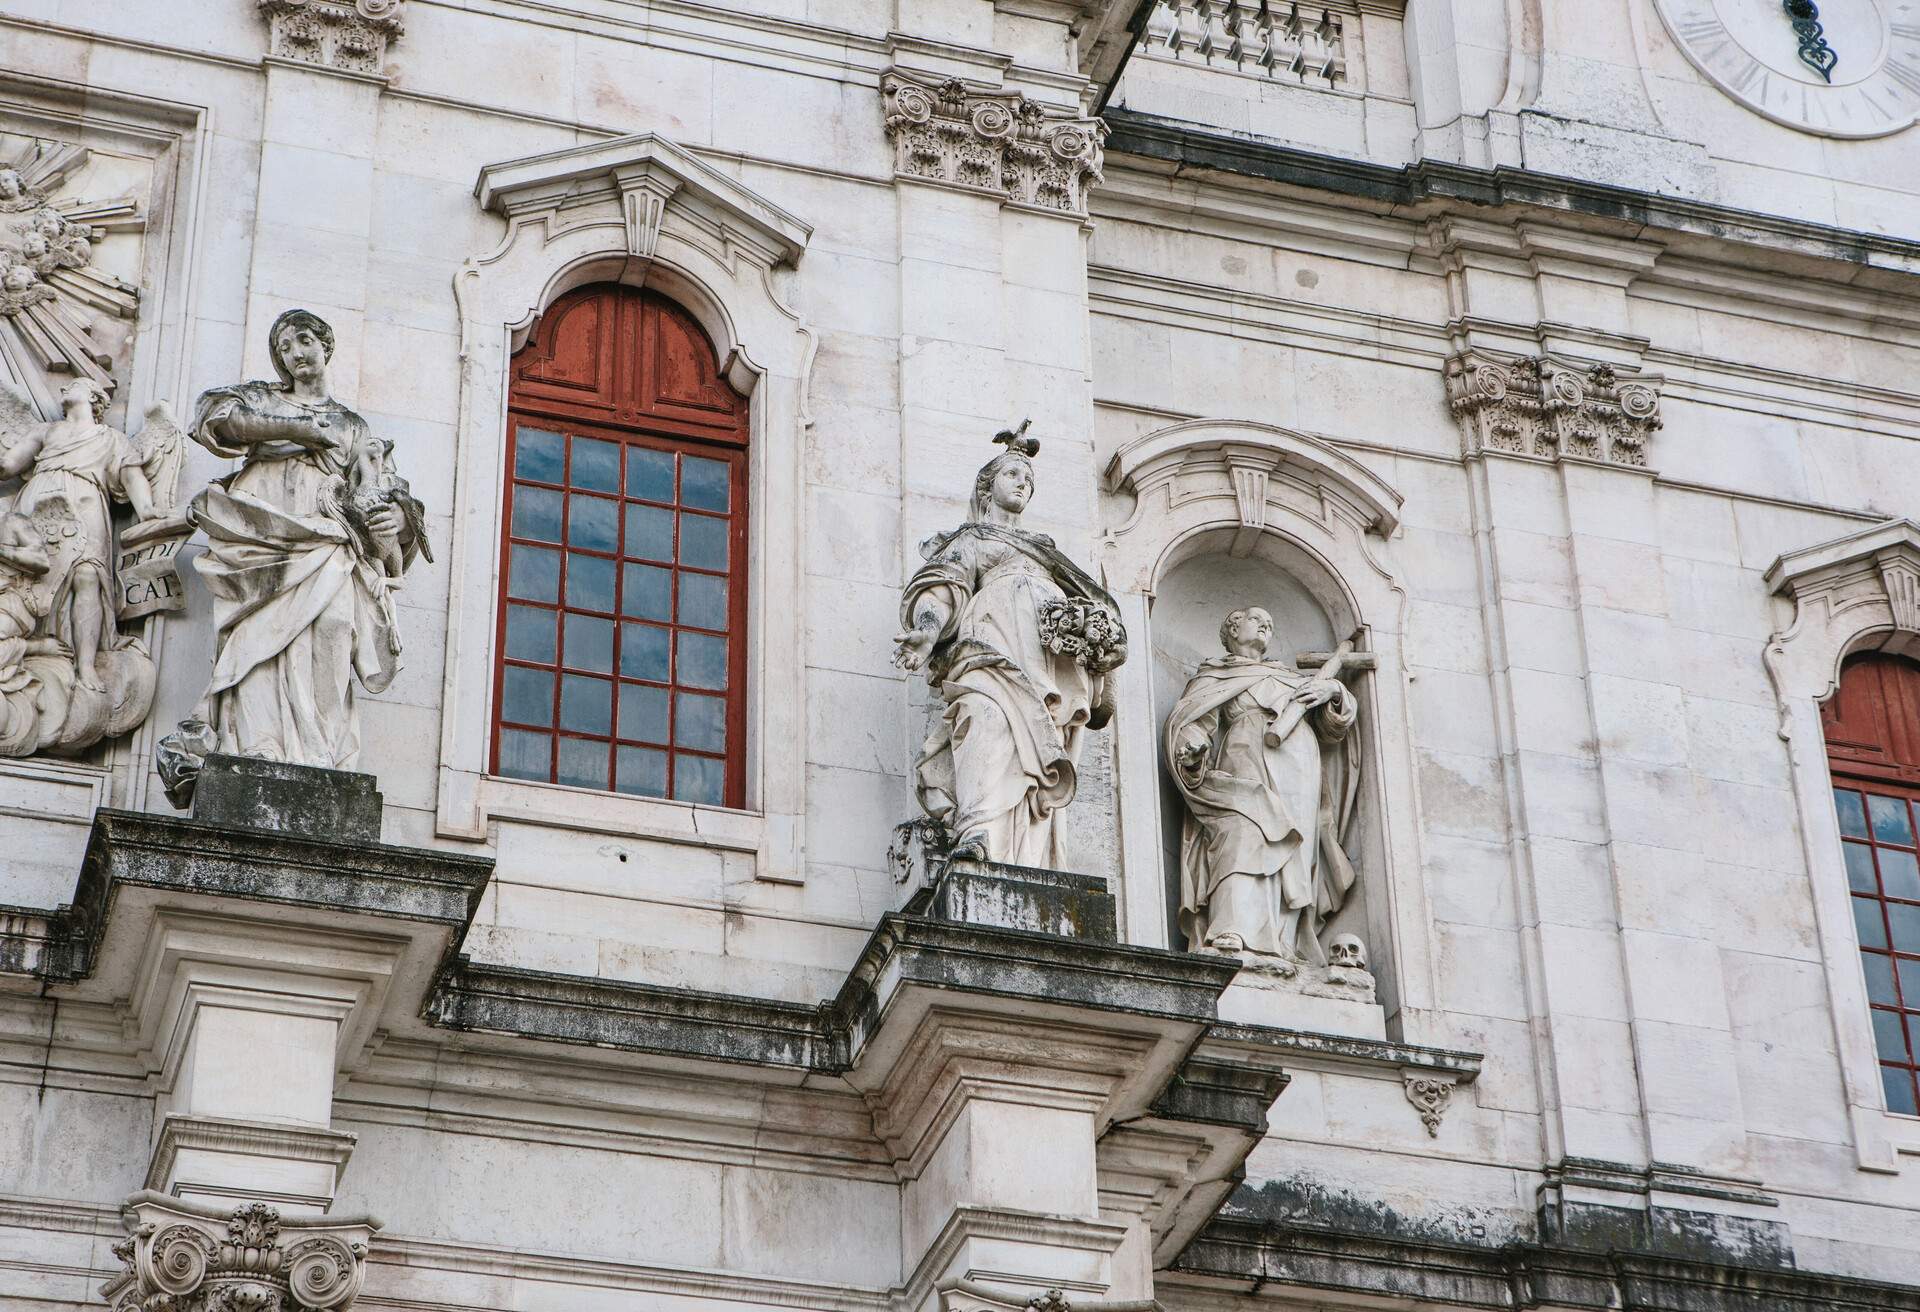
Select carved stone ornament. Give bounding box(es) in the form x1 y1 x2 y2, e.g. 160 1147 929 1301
104 1195 375 1312
894 423 1126 868
156 308 429 808
1445 350 1663 469
880 72 1107 218
0 383 186 758
1403 1072 1455 1137
259 0 403 76
1167 610 1364 977
0 137 142 417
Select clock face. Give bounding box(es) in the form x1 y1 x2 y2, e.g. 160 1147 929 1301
1655 0 1920 136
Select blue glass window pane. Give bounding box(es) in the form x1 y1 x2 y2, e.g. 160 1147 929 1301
678 572 727 630
557 737 609 790
1871 794 1914 845
1858 897 1889 949
625 504 674 562
1884 849 1920 901
677 632 727 690
627 447 674 502
512 484 562 542
508 545 559 602
1885 1065 1919 1116
618 683 669 744
515 427 564 482
505 604 556 664
676 692 725 752
616 745 668 798
569 495 619 552
674 754 724 805
680 514 727 569
559 673 612 735
498 728 550 781
620 623 670 682
682 455 730 511
566 553 616 610
1874 1008 1911 1062
1865 953 1899 1006
501 666 553 727
621 563 671 621
563 614 614 673
571 436 620 491
1892 902 1920 954
1846 843 1878 893
1836 788 1869 839
1900 958 1920 1003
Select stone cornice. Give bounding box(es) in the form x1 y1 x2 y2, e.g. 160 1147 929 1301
1170 1218 1920 1311
1101 109 1920 294
46 809 493 981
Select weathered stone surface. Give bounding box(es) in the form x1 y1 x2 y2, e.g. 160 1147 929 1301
926 860 1120 942
190 754 384 842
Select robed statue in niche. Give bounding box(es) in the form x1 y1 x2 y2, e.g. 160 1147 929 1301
157 308 429 806
1167 605 1367 976
894 424 1126 868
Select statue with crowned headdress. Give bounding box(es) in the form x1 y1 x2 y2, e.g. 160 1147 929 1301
893 424 1126 869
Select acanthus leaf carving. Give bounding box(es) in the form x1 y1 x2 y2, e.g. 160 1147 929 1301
1446 349 1663 470
880 72 1106 218
259 0 403 76
104 1196 376 1312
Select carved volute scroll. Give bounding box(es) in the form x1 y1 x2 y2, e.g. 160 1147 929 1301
259 0 404 75
879 72 1107 218
104 1195 376 1312
1445 350 1664 469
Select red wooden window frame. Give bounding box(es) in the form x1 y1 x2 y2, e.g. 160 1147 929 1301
1823 651 1920 1117
491 284 750 809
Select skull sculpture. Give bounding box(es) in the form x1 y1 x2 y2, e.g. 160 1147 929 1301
1327 932 1369 976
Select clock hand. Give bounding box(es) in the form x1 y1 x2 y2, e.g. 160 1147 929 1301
1782 0 1839 82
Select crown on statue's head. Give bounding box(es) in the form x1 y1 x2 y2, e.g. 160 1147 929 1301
992 418 1040 459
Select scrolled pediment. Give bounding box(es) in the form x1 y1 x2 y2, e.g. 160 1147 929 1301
474 133 810 269
1105 418 1402 538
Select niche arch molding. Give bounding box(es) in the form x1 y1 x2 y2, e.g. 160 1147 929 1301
1101 418 1438 1023
438 133 814 881
1765 517 1920 1171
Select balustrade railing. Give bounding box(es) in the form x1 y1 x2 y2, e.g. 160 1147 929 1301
1138 0 1347 83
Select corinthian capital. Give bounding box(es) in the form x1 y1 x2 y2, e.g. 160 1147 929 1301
103 1193 378 1312
879 71 1106 218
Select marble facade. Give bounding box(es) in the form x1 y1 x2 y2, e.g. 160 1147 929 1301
0 0 1918 1309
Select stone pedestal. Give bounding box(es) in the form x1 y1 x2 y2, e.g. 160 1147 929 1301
53 759 492 1213
927 860 1119 942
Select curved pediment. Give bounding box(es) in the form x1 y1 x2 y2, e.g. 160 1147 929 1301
1104 418 1402 538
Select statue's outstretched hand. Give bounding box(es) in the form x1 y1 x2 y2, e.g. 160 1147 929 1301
894 629 935 672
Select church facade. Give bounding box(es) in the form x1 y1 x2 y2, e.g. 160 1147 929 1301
3 0 1920 1309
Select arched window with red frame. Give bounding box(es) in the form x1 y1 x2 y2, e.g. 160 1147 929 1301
493 284 750 808
1824 651 1920 1116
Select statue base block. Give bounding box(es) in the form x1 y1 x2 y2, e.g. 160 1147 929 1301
926 859 1118 942
1217 966 1388 1040
191 754 383 843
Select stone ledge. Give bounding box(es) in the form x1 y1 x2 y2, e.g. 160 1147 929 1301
42 809 494 980
1205 1020 1485 1083
1103 108 1920 282
429 914 1241 1076
1172 1218 1920 1311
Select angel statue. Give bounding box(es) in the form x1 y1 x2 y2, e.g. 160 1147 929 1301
0 377 184 757
1165 607 1365 976
893 423 1126 869
156 308 428 808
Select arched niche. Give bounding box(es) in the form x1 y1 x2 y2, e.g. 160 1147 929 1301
1102 420 1438 1031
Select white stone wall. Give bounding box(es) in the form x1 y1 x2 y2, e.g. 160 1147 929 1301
1 0 1919 1306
